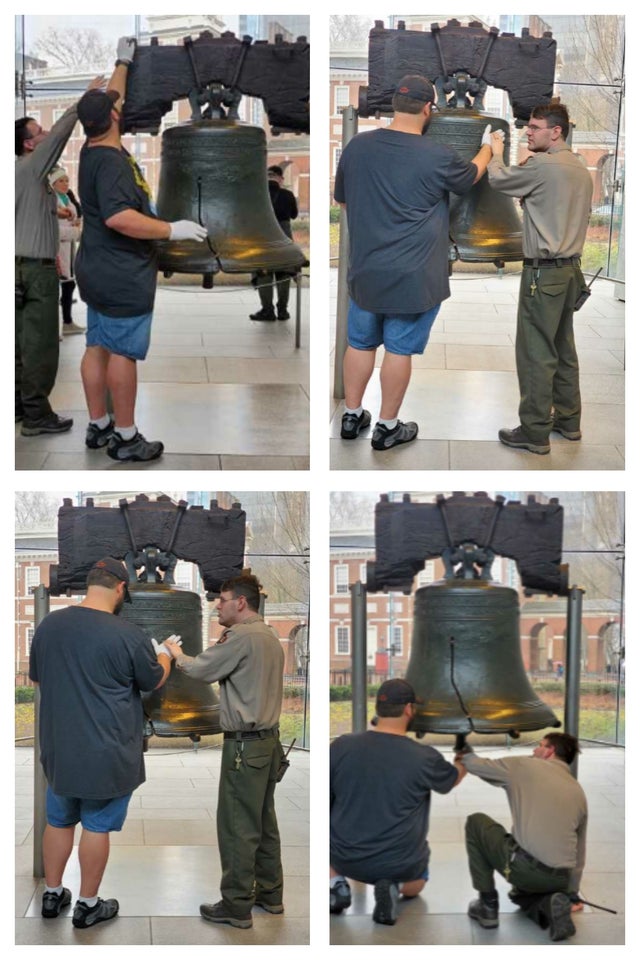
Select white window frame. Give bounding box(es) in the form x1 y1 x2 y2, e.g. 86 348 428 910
335 624 350 655
334 84 350 115
389 623 403 656
25 566 40 593
334 563 349 595
332 146 342 177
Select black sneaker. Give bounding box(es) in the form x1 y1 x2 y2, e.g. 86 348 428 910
468 894 499 929
72 897 119 929
42 887 71 918
330 879 351 914
373 879 399 925
541 892 576 942
371 420 418 451
200 901 252 928
86 419 114 449
107 431 164 462
341 409 371 439
498 426 550 455
277 309 290 321
21 412 73 436
250 308 276 322
551 423 582 441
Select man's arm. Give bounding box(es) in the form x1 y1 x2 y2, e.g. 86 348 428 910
171 634 245 684
470 144 493 184
31 74 106 180
452 759 467 785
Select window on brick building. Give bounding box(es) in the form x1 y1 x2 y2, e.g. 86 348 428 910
335 624 350 655
334 563 349 594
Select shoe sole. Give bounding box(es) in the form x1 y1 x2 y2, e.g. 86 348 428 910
372 880 398 925
468 907 499 928
107 447 164 462
551 428 582 441
549 895 575 941
255 902 284 914
21 425 73 436
72 905 119 928
499 437 550 455
200 911 252 928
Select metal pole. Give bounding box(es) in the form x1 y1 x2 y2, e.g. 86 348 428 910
564 585 585 778
32 584 50 878
295 271 302 349
333 105 358 400
350 580 367 732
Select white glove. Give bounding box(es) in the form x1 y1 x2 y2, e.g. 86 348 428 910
117 37 137 64
169 220 208 242
151 635 182 658
481 124 493 147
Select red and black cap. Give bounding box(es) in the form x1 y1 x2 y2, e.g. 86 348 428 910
394 74 436 104
376 677 422 706
89 557 132 602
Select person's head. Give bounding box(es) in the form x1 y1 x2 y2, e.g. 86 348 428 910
15 117 49 157
48 166 69 194
391 75 436 132
526 103 570 152
268 164 284 186
86 557 132 614
77 89 121 140
533 732 580 765
375 678 418 723
217 573 262 627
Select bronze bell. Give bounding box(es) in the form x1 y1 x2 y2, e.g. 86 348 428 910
119 583 221 740
155 119 307 286
427 111 523 265
405 579 560 736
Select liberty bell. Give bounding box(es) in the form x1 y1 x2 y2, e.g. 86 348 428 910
120 583 221 740
155 119 307 287
405 548 560 738
427 107 523 265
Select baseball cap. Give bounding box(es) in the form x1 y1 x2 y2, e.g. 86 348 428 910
394 74 436 104
376 678 421 706
89 557 132 602
77 89 120 136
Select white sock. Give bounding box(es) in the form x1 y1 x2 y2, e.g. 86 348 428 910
345 406 363 417
330 875 346 887
45 884 64 895
78 895 99 908
90 414 111 430
377 418 398 431
114 425 136 441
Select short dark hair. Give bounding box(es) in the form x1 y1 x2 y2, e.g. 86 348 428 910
86 568 121 591
15 117 35 157
544 732 580 765
220 573 262 611
530 103 570 140
391 93 428 115
376 700 407 718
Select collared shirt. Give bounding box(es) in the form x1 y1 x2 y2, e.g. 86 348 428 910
487 143 592 259
175 614 284 731
462 753 588 891
15 105 79 259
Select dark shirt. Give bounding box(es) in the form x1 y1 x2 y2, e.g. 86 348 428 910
268 181 298 239
334 127 477 313
75 144 158 317
29 605 164 799
330 730 458 883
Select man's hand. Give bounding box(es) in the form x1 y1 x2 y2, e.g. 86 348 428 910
169 220 208 242
491 130 506 157
86 75 107 92
163 635 184 659
481 124 493 147
117 37 137 65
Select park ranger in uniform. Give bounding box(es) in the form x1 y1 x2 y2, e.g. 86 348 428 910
488 102 592 455
165 573 285 929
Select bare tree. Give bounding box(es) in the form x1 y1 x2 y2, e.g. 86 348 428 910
330 15 371 48
242 492 310 606
15 492 59 531
557 15 624 135
29 27 112 72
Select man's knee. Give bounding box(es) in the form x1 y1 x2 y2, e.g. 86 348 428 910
465 812 497 841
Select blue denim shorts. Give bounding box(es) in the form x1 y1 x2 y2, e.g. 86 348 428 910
46 787 132 833
86 306 153 361
347 298 440 356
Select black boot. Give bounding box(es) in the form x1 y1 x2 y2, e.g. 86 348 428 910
468 891 499 928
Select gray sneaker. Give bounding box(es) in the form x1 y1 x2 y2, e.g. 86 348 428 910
371 420 418 450
107 431 164 462
86 419 114 449
42 887 71 918
373 879 399 925
72 897 119 929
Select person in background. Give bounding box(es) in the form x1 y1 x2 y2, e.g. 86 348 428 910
250 165 299 322
49 166 84 336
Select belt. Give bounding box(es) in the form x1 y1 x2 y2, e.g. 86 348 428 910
510 843 570 877
223 726 279 740
523 257 580 267
15 256 56 265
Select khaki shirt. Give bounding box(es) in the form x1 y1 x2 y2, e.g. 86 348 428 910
15 105 78 259
488 144 592 259
462 753 588 892
175 614 284 731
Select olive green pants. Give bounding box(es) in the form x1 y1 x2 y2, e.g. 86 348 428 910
15 257 60 420
465 813 570 897
217 735 283 916
515 264 583 443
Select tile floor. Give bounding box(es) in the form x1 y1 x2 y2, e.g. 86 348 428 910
16 279 309 471
330 270 625 470
15 743 309 945
330 743 624 945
